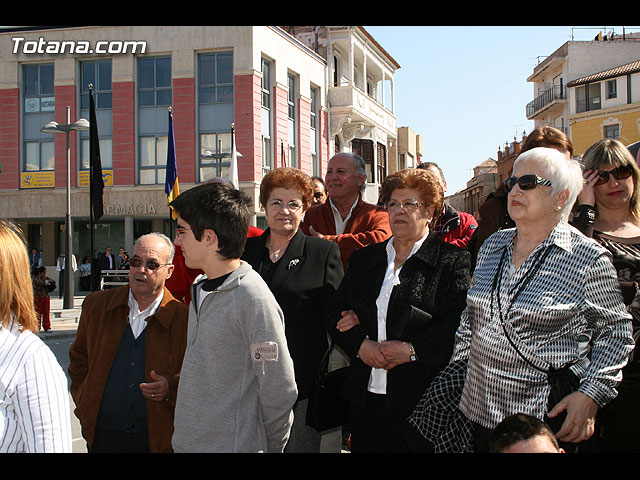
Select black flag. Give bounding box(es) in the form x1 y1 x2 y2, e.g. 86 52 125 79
89 85 104 221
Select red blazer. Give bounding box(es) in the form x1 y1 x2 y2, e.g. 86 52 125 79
166 225 263 304
300 196 392 271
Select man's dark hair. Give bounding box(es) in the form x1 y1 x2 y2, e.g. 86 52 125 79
488 413 560 453
170 182 252 260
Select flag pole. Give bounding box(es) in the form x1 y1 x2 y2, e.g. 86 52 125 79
89 84 95 293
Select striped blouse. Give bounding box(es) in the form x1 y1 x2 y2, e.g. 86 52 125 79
0 316 72 452
452 222 635 429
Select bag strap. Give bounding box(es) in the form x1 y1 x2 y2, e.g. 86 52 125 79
491 244 554 374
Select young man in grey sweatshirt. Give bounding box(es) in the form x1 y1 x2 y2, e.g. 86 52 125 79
169 182 297 453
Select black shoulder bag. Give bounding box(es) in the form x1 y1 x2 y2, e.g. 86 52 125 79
305 339 350 432
491 244 579 435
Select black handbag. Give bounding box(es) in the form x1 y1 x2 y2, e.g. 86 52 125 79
47 281 56 293
305 340 350 432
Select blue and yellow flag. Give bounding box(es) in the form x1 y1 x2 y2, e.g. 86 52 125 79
165 107 180 220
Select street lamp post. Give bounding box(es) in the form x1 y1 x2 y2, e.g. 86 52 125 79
41 106 89 310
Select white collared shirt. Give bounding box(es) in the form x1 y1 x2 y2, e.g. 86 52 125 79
128 290 164 339
329 196 360 235
369 233 429 394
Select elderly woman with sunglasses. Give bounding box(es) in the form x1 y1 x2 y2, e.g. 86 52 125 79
450 146 634 453
241 167 344 453
572 138 640 452
326 168 471 452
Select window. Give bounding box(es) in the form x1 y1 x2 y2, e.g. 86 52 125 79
23 64 55 173
24 141 55 171
138 57 172 184
576 83 601 113
79 60 113 172
139 135 168 184
198 52 233 104
199 132 231 181
287 73 298 168
310 86 319 176
352 138 374 183
377 142 387 184
138 57 171 106
80 60 112 109
605 124 620 139
197 52 234 183
607 79 617 99
261 59 272 175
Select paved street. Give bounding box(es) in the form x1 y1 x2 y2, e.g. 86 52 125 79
38 294 86 453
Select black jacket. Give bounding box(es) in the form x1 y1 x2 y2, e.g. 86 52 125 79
326 232 471 419
242 228 344 399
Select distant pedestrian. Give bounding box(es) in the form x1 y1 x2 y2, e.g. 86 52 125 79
32 266 55 333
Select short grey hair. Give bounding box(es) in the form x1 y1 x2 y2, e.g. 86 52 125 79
331 152 367 193
134 232 175 263
513 147 583 222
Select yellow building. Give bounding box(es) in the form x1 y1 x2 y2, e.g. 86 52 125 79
567 59 640 154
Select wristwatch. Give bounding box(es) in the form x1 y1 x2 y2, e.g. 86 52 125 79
574 204 596 224
407 342 417 362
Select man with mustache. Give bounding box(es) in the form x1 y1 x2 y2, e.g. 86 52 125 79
68 233 188 453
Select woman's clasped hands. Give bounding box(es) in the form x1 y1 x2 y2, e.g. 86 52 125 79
337 310 413 370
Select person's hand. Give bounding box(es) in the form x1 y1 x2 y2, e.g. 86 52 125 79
576 169 599 207
379 340 412 370
547 391 598 443
140 370 169 402
357 339 390 369
308 226 324 238
336 310 360 332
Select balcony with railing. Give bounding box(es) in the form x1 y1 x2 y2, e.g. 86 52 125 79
526 85 566 119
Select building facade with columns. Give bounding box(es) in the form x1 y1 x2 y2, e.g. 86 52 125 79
0 25 337 268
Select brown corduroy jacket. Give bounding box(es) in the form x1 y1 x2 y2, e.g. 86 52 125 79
68 285 188 452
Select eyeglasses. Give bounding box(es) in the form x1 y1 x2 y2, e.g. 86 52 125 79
504 175 553 192
130 257 171 271
385 200 429 212
268 200 303 212
595 165 633 186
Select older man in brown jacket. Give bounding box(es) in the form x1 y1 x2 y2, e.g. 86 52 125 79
68 233 188 453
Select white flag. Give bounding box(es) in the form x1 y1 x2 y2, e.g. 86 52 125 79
229 126 239 189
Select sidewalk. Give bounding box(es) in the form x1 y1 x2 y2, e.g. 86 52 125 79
37 293 87 340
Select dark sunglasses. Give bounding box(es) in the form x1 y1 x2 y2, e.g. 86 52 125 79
130 257 171 271
504 174 553 192
595 165 633 186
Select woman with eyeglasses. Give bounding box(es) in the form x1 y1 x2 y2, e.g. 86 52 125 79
572 138 640 452
241 167 344 453
325 168 471 452
445 146 634 453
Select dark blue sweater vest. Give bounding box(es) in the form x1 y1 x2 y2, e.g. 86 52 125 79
96 325 148 433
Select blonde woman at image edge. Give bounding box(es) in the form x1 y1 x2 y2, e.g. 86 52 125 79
0 220 72 452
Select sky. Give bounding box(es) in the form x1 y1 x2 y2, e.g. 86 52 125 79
363 25 635 195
